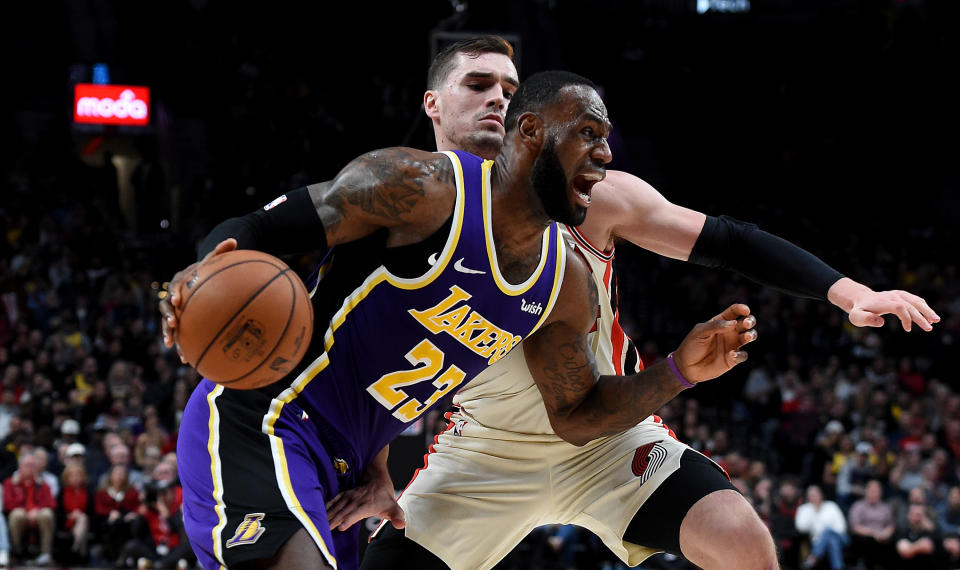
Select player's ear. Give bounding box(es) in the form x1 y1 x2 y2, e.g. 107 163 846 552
517 112 544 150
424 90 440 120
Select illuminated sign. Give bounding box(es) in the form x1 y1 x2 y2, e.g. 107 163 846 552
73 84 150 126
697 0 750 13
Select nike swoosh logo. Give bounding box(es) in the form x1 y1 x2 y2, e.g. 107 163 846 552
454 258 486 275
428 253 439 266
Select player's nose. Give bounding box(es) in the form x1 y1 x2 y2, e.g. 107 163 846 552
592 138 613 164
486 87 507 110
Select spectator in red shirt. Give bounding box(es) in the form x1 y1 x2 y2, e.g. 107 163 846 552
118 479 194 569
93 464 140 564
2 452 56 565
59 463 89 559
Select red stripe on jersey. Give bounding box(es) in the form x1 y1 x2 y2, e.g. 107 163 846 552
565 225 614 261
611 308 626 375
601 257 613 292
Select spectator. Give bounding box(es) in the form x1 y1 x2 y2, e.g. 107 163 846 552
31 448 58 498
938 486 960 568
895 486 938 531
2 452 56 566
139 445 162 487
848 479 895 569
59 462 89 560
93 464 140 565
796 484 848 570
61 442 86 472
836 441 878 512
134 414 170 469
118 480 190 569
895 503 938 569
57 418 80 447
808 420 844 488
753 477 774 526
891 448 926 497
97 443 144 491
770 477 804 568
86 430 119 483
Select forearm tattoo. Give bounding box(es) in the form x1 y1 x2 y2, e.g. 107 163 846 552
538 271 683 440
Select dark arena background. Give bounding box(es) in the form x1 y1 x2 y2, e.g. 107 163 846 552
3 1 959 568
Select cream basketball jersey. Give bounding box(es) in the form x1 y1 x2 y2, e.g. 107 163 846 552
451 224 650 439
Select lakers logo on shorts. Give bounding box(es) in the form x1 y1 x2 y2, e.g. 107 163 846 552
631 441 667 484
226 513 266 548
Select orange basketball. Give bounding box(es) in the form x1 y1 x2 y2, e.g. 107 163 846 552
175 249 313 390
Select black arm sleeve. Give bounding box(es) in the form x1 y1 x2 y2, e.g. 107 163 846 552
197 187 328 260
688 215 844 301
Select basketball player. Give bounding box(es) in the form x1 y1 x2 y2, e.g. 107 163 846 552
162 71 761 570
332 37 941 570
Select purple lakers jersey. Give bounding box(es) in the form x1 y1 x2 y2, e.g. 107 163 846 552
178 150 566 570
265 150 566 467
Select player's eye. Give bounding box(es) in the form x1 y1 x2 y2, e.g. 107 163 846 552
504 91 514 100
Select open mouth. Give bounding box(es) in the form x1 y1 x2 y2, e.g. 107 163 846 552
573 172 603 205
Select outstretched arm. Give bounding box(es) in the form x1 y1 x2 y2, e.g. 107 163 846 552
588 170 939 332
524 255 758 447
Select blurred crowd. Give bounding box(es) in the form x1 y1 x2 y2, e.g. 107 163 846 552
1 150 199 568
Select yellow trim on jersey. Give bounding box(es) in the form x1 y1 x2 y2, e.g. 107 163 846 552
266 150 468 408
268 435 338 569
481 160 551 296
205 385 228 569
261 151 468 436
527 227 567 336
258 151 471 569
308 258 333 299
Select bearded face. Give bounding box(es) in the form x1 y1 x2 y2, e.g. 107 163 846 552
531 136 587 226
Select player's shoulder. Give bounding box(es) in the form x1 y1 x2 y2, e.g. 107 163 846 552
355 147 452 175
542 246 595 331
347 147 458 196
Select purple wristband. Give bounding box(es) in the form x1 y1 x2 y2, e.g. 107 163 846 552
667 352 695 389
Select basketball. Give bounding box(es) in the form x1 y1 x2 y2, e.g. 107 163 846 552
175 249 314 390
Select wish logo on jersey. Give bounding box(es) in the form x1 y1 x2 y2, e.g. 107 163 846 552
409 285 523 365
632 441 667 485
225 513 266 548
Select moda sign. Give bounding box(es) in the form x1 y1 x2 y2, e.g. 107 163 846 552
74 84 150 126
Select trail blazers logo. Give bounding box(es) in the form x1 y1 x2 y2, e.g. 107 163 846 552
226 513 266 548
631 441 667 484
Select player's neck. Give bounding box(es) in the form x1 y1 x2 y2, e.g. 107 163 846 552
489 149 552 249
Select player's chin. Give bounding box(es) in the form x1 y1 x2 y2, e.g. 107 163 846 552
563 203 589 227
464 131 504 158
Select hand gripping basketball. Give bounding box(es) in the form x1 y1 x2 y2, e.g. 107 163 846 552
159 239 314 389
160 239 238 361
671 303 758 385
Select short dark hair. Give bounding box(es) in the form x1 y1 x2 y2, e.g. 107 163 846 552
504 70 597 132
427 36 515 90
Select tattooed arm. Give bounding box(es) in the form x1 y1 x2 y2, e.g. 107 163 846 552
523 253 759 446
308 147 457 248
161 147 456 350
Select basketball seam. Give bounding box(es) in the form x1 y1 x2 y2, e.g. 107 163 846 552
178 258 286 320
217 269 301 386
193 267 292 373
